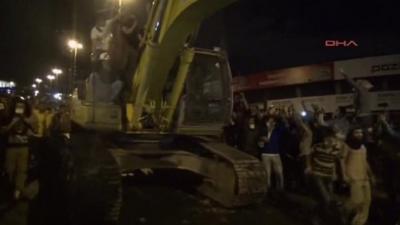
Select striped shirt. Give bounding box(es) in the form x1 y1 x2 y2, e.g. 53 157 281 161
311 143 342 177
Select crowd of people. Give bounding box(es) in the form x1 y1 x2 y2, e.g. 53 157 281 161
0 3 151 204
0 96 71 207
224 92 400 225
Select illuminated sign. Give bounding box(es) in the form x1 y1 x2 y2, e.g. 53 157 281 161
371 63 400 73
0 81 16 88
334 54 400 79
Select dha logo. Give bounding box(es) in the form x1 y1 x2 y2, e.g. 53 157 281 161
325 40 359 47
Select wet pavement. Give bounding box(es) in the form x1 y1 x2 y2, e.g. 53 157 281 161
0 202 29 225
2 169 396 225
0 175 305 225
120 185 304 225
2 179 397 225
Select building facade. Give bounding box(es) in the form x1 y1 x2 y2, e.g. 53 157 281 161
233 54 400 112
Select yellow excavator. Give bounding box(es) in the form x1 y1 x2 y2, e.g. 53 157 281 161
60 0 267 224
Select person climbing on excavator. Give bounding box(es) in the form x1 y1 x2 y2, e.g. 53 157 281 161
89 3 141 102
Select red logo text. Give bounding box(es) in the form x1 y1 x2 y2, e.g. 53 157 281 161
325 40 359 47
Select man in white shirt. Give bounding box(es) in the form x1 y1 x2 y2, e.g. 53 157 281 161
91 13 114 63
344 127 375 225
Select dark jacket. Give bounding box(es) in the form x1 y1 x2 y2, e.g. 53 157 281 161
243 125 260 157
260 122 287 154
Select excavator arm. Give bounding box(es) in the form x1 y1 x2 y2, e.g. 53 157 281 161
129 0 237 130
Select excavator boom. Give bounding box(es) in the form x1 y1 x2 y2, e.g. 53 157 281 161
129 0 237 129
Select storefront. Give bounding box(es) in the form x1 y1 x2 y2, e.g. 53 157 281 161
0 80 16 95
233 54 400 111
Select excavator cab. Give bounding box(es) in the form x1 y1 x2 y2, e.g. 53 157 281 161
175 48 232 136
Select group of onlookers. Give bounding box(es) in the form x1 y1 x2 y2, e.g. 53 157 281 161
224 92 400 225
0 95 71 203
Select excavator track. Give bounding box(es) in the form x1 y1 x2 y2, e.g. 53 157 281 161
109 135 267 208
197 142 267 207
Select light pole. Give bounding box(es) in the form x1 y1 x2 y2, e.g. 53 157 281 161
52 68 63 76
118 0 122 13
33 78 43 97
52 68 63 92
47 74 56 92
117 0 135 13
35 78 43 84
67 39 83 93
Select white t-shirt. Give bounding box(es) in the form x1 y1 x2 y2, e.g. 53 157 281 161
91 20 113 51
345 144 369 181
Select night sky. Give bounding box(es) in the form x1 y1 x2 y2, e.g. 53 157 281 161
1 0 400 86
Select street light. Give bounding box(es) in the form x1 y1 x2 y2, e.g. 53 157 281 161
116 0 135 13
52 68 63 75
67 39 83 50
52 68 63 92
47 74 56 92
67 39 83 93
118 0 123 13
47 74 56 81
32 84 37 89
35 78 43 84
53 93 63 101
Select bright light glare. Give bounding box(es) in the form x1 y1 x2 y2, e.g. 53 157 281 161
53 93 62 101
32 84 37 88
47 75 56 81
52 68 63 75
68 39 83 50
301 111 307 117
34 90 40 96
9 81 16 87
35 78 43 84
